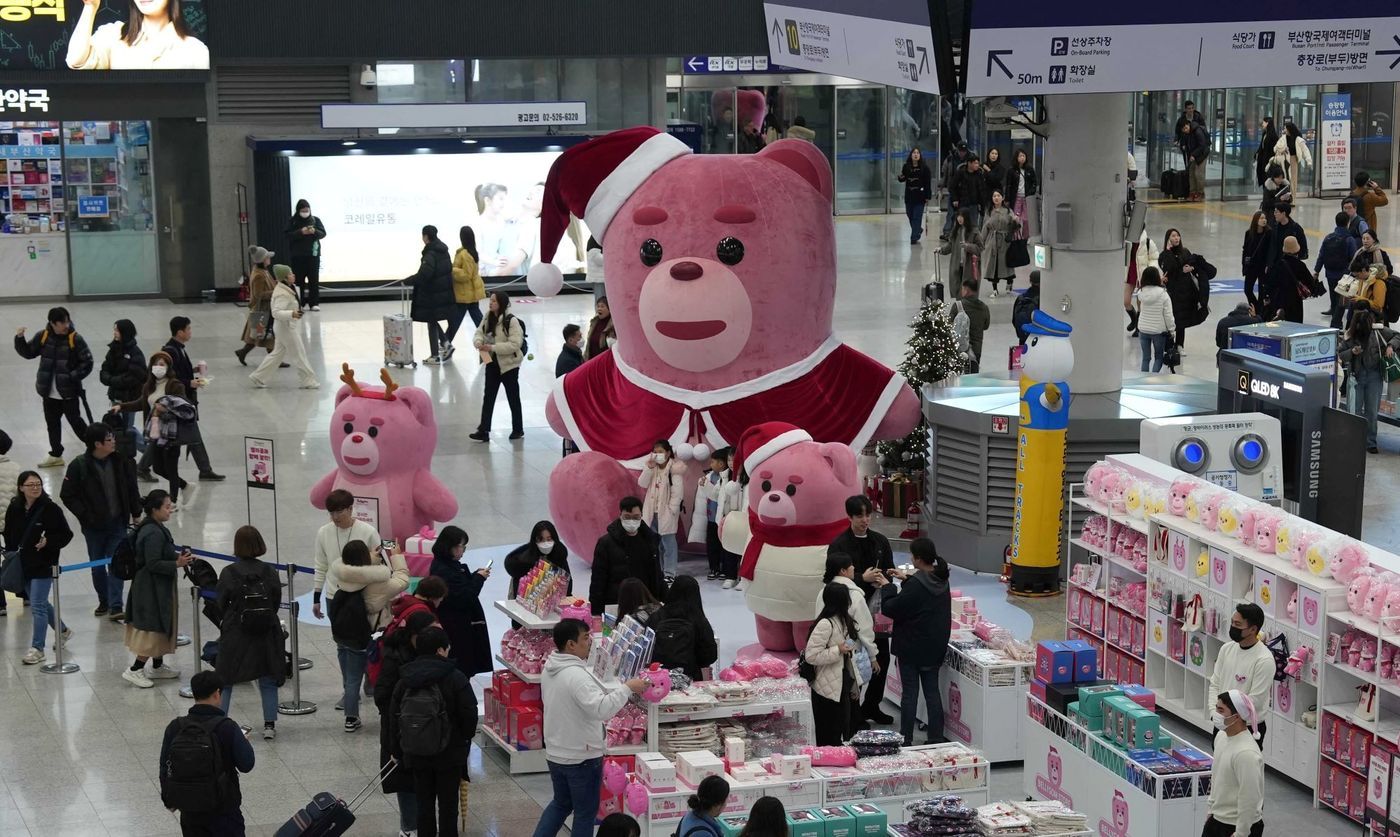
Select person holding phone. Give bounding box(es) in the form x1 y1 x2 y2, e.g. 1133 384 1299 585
284 199 327 310
429 526 494 679
123 489 191 688
67 0 211 71
806 581 861 745
1352 172 1390 233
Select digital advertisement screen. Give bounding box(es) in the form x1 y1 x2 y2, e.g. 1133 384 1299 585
0 0 210 71
287 150 590 285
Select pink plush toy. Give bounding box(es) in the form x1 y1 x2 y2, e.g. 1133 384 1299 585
640 663 673 703
1290 527 1321 573
603 760 629 795
1331 541 1373 586
1236 505 1265 546
1360 638 1379 673
1286 590 1298 621
531 128 920 555
309 364 458 545
1167 478 1197 517
1107 471 1130 514
1383 588 1400 632
1084 462 1112 504
624 779 649 816
1200 493 1226 531
1349 572 1376 616
1368 577 1392 622
1285 644 1311 678
1097 468 1125 509
718 422 859 652
1252 510 1283 554
1184 487 1219 524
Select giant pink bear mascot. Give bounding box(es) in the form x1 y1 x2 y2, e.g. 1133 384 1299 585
718 422 860 652
526 126 920 557
309 364 459 545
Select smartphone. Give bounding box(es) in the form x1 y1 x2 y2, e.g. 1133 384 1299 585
382 539 397 552
484 560 494 571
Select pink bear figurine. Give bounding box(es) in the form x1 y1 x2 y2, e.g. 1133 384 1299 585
1383 588 1400 632
1200 493 1226 531
529 128 920 554
719 422 860 652
1290 527 1321 572
1360 638 1379 673
1368 577 1393 622
1167 478 1197 517
1332 540 1373 586
640 663 673 703
1252 510 1283 554
309 364 458 546
1084 462 1112 507
1349 572 1376 616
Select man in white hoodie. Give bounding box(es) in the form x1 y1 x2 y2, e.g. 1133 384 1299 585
1204 689 1265 837
532 619 646 837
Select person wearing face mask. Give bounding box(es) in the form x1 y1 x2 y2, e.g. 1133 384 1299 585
505 520 571 602
589 496 664 615
15 307 94 469
688 447 741 586
1208 603 1273 749
284 199 327 311
112 352 194 509
1204 690 1266 837
639 440 686 578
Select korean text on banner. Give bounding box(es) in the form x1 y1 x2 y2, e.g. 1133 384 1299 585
1320 93 1352 191
244 437 275 489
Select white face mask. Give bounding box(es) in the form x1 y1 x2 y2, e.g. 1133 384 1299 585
1210 711 1231 731
151 365 167 379
536 539 555 554
620 519 641 534
653 453 668 465
298 210 311 218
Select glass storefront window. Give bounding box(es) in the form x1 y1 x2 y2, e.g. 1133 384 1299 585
374 61 466 104
65 120 159 295
834 87 886 214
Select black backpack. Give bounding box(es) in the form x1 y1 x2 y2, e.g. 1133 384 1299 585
507 313 529 356
398 682 453 757
651 612 697 675
1385 275 1400 325
162 714 232 813
1319 232 1355 274
234 569 277 635
328 588 372 648
110 522 142 581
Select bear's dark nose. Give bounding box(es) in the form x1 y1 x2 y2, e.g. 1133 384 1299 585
768 493 781 503
669 261 703 281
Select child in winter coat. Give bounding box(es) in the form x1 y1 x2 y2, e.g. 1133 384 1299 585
687 447 742 587
640 439 686 578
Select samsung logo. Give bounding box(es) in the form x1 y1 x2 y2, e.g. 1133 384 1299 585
1307 430 1321 500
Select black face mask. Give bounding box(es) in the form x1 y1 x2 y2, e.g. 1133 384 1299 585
1228 626 1245 643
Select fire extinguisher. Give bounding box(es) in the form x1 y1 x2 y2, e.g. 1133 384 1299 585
236 273 250 303
899 499 921 539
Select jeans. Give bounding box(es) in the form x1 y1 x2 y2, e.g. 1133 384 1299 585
83 519 128 611
905 200 926 242
650 515 677 577
1140 332 1168 373
478 363 523 434
444 302 483 344
220 675 280 724
337 643 368 718
397 790 419 833
898 658 944 745
533 757 603 837
28 575 66 651
42 396 85 457
1355 366 1384 447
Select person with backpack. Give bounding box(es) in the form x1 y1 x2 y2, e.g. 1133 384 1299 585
387 626 478 837
59 422 141 621
881 537 952 747
428 525 494 681
123 489 191 688
956 279 990 373
373 604 443 836
4 469 74 666
817 553 881 738
1315 211 1360 329
214 525 286 741
1341 308 1400 454
652 575 718 681
533 619 646 837
330 539 409 733
469 290 526 441
1181 121 1210 201
1013 270 1042 346
678 775 731 837
827 495 895 725
14 306 94 469
806 581 861 746
159 671 255 836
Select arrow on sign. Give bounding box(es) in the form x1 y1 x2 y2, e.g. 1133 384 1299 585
772 19 783 43
1379 35 1400 70
687 57 704 72
987 50 1013 79
917 46 930 75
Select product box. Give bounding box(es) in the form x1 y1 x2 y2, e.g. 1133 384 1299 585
718 816 749 837
1124 707 1161 749
636 752 677 791
1076 684 1122 717
725 737 746 767
1044 678 1112 717
815 807 855 837
510 707 543 750
1119 684 1156 711
1029 677 1048 704
1171 745 1211 768
1069 702 1104 733
496 671 542 708
677 751 726 788
1063 639 1099 682
1036 641 1075 684
778 754 812 779
1321 714 1342 759
843 804 888 837
787 810 825 837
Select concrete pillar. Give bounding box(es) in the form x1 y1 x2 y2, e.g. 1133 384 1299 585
1039 93 1131 395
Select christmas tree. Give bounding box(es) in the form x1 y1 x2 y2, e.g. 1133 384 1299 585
878 301 963 472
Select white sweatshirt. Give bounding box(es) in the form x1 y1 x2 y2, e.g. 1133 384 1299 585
540 651 633 765
312 519 382 598
1208 729 1265 832
1209 639 1274 715
329 551 409 630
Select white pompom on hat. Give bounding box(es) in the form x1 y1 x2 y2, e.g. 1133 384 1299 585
1225 688 1261 739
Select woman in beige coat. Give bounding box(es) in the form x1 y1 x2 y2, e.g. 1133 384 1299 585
469 291 525 442
640 440 687 578
236 245 277 365
806 582 860 745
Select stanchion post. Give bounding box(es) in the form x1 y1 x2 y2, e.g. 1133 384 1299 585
286 564 313 671
40 565 78 675
278 563 315 716
179 585 202 698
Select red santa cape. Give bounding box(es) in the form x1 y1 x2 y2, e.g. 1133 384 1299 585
552 337 909 468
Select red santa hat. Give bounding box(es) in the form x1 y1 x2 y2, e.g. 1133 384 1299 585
526 126 691 297
733 422 813 479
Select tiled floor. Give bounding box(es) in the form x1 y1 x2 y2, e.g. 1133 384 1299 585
0 196 1392 835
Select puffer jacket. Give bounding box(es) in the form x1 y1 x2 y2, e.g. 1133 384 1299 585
639 458 687 536
386 655 478 770
15 328 93 400
99 328 146 404
1135 285 1177 336
214 557 287 687
406 239 456 323
3 494 73 580
805 615 857 702
687 468 741 543
452 248 487 304
472 313 525 374
1341 327 1400 374
813 575 878 666
329 551 410 631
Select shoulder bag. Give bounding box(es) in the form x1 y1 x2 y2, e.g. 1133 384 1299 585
1266 633 1291 682
1 500 46 595
1375 332 1400 383
245 310 272 343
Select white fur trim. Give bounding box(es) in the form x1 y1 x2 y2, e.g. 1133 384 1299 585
551 375 590 453
848 374 911 454
698 410 728 450
612 335 841 410
744 428 812 474
584 133 690 240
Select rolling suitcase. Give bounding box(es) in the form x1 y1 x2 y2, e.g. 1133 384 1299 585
922 240 944 306
1159 169 1179 198
384 282 416 368
275 759 396 837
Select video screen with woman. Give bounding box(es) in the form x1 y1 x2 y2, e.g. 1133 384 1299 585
65 0 210 71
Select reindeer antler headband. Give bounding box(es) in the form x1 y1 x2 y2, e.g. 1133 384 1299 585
339 362 399 401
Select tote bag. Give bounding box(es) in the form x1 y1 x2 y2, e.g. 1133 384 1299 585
1006 239 1030 269
1 501 45 595
245 310 272 343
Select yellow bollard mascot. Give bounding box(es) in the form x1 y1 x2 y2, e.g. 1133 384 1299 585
1010 310 1074 596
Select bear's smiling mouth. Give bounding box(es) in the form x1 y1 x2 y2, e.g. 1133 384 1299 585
344 456 371 466
655 319 727 340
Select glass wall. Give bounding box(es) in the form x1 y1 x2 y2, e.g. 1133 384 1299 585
834 87 886 213
1341 82 1396 189
66 121 159 295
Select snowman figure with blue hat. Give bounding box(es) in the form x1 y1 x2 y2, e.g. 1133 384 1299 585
1020 310 1075 428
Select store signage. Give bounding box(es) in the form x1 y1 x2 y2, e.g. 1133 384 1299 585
762 0 940 92
0 88 50 114
682 55 775 73
320 102 588 130
352 497 379 532
2 0 209 71
76 195 108 218
966 3 1400 96
1320 93 1352 190
0 145 60 159
244 437 275 489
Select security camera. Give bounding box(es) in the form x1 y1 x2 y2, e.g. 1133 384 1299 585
359 64 377 88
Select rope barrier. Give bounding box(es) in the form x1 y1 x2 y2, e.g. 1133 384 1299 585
57 558 111 573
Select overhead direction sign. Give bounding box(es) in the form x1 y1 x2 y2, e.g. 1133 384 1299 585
966 2 1400 96
762 0 939 92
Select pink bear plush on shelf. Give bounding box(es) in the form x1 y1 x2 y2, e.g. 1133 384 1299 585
1252 510 1284 554
1330 540 1373 586
309 364 458 545
1349 572 1376 616
1367 576 1394 622
1200 493 1227 531
1382 588 1400 632
1167 478 1198 517
1084 462 1112 506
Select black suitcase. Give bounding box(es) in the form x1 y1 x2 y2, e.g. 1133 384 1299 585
1159 170 1179 198
275 760 396 837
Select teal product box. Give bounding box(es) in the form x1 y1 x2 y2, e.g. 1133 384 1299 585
843 804 888 837
787 810 825 837
816 807 855 837
1069 702 1104 732
1125 707 1162 749
1156 731 1173 751
1076 684 1123 717
1063 639 1099 682
718 816 749 837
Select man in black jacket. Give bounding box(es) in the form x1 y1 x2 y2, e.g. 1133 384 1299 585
1251 204 1310 287
829 495 895 724
285 198 328 310
882 537 952 747
939 141 969 239
1013 271 1042 346
159 671 255 835
388 626 478 837
15 306 93 469
589 496 663 615
1216 303 1263 359
60 423 141 619
949 155 988 227
163 316 224 481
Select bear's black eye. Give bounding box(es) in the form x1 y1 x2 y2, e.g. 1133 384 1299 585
640 238 663 267
785 484 797 497
717 236 744 266
368 426 379 438
343 422 354 434
761 480 772 492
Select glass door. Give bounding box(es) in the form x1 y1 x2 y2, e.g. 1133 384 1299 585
887 87 938 213
1278 86 1317 197
65 120 159 295
679 88 734 154
833 86 886 214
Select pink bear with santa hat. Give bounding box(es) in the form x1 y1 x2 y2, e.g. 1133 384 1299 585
527 127 920 556
718 421 861 652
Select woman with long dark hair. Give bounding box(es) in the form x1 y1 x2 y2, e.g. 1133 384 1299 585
4 470 73 666
469 291 526 441
123 489 191 687
67 0 210 70
652 575 719 680
679 775 730 837
584 296 616 359
896 147 934 244
444 225 487 356
616 577 663 627
504 520 570 601
1241 212 1269 282
1273 122 1312 193
1006 148 1037 235
1254 117 1278 188
428 525 493 680
738 798 789 837
1158 228 1198 349
806 581 860 745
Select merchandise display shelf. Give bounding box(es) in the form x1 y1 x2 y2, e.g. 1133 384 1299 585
647 696 814 750
1024 696 1211 837
1066 483 1148 686
495 654 540 685
1070 537 1145 579
1071 495 1149 535
891 830 1091 837
815 742 990 821
883 644 1031 763
479 723 549 774
494 598 560 630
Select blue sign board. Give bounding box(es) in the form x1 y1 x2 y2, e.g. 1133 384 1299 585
0 145 60 159
683 55 783 74
77 195 110 219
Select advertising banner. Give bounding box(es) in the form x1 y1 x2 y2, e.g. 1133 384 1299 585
1320 93 1352 190
0 1 209 71
244 436 274 489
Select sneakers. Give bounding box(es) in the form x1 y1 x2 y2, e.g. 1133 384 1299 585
344 716 362 733
508 431 524 440
335 698 345 712
424 355 443 366
38 455 64 468
721 579 737 590
56 626 73 648
108 610 125 623
123 669 154 688
468 431 489 443
199 471 226 481
310 305 321 312
93 605 108 617
21 647 44 665
263 724 277 741
734 579 748 591
441 343 456 362
137 469 158 484
148 665 181 680
707 571 719 581
249 375 269 388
